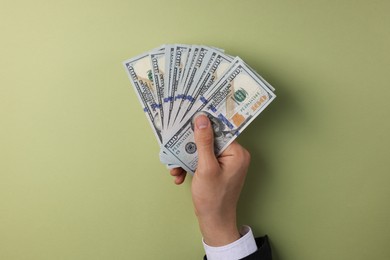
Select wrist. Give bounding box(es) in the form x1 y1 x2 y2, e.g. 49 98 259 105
197 213 240 247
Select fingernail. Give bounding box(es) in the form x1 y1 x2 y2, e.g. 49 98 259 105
195 114 209 129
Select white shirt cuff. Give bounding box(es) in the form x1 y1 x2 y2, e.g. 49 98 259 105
202 225 257 260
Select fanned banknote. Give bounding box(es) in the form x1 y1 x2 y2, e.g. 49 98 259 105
123 44 276 174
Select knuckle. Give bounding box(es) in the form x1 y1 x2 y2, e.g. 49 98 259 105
244 149 251 164
237 148 251 168
236 147 246 160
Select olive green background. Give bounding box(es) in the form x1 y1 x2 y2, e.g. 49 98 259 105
1 1 389 259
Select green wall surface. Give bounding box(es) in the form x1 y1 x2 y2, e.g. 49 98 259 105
1 1 389 259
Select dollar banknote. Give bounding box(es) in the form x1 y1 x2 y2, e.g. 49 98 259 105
178 51 233 123
174 47 218 124
168 44 191 128
163 45 175 133
161 59 276 173
123 44 276 173
150 50 166 132
123 51 162 143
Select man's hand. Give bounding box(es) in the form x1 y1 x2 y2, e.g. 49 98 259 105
170 114 251 247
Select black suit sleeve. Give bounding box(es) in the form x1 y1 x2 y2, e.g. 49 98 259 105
203 235 272 260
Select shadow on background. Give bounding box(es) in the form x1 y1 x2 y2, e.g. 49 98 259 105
236 66 310 260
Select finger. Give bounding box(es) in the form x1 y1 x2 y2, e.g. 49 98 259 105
220 141 242 156
170 167 185 176
174 172 187 185
193 114 218 168
219 140 251 168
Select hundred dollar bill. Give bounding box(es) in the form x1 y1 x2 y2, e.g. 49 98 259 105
160 147 183 168
163 57 243 146
175 44 191 86
159 149 180 166
168 45 200 128
161 59 276 173
173 57 241 129
171 46 213 127
123 52 162 143
150 49 166 132
163 45 175 131
178 52 234 123
178 45 199 93
174 49 218 122
173 45 193 101
168 44 191 127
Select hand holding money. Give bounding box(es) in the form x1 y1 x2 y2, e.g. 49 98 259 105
190 114 251 246
123 44 275 173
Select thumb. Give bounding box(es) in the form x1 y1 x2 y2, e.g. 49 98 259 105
194 113 218 168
